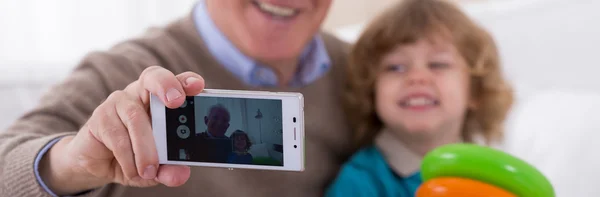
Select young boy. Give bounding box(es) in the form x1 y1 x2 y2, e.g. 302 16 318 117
227 130 254 164
326 0 514 196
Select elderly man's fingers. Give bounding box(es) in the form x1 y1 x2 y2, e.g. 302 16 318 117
88 91 139 180
155 165 191 187
175 71 205 96
127 66 186 109
114 94 159 180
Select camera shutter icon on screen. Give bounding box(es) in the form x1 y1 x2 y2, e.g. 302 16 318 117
176 125 191 139
179 115 188 123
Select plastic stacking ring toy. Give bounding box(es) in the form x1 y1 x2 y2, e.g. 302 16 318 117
421 143 554 197
416 177 516 197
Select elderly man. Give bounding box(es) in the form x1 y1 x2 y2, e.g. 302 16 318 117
193 104 233 163
0 0 352 196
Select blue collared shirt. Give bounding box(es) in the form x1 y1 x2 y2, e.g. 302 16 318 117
35 1 332 196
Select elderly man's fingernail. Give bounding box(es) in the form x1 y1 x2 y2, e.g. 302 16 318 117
143 165 157 180
185 77 200 86
166 88 182 102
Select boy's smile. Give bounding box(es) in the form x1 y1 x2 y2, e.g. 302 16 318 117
398 92 440 111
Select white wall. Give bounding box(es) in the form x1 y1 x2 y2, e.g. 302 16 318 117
0 0 197 83
244 99 284 145
335 0 600 94
323 0 399 32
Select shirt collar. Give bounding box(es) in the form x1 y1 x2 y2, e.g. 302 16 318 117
205 130 214 138
375 130 465 177
193 0 331 87
374 130 423 177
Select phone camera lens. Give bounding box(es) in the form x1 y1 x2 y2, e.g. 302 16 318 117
293 117 296 123
294 145 297 148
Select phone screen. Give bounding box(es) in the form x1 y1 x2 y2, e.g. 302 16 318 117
165 96 284 167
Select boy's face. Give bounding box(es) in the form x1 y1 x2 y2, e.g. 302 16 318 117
234 135 248 150
375 38 472 137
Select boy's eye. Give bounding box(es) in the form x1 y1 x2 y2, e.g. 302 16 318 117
429 62 450 69
385 64 407 73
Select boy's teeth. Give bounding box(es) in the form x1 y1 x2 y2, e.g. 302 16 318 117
405 97 434 106
257 1 296 17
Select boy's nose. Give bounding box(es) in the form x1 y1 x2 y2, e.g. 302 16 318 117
406 67 433 85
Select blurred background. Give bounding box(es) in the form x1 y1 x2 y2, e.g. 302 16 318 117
1 0 599 196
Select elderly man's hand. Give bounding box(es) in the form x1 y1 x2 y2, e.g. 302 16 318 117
39 66 205 195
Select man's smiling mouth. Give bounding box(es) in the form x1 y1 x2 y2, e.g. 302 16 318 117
252 0 299 18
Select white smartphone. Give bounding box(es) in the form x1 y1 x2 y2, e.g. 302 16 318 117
150 89 305 172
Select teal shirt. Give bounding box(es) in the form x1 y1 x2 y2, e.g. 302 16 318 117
326 146 423 197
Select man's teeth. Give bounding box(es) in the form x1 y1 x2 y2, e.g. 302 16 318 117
402 97 436 106
257 1 296 17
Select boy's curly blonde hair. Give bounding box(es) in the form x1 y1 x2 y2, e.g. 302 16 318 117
345 0 514 148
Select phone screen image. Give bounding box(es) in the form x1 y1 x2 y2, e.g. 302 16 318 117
165 96 284 167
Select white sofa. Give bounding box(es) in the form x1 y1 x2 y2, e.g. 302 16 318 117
503 89 600 197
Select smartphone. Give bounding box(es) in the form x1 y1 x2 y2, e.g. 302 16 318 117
150 89 305 172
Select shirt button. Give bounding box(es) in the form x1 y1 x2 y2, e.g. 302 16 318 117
321 63 329 71
255 68 276 86
258 69 269 80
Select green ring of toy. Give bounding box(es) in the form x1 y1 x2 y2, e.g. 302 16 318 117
421 143 554 197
